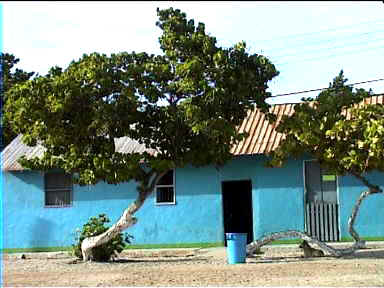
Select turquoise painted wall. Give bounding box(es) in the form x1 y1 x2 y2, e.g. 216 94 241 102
3 155 384 249
338 171 384 239
216 155 305 240
3 166 225 249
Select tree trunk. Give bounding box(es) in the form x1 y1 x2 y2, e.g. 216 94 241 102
247 180 382 258
347 172 382 247
348 189 371 246
81 171 166 261
246 230 361 257
81 196 142 261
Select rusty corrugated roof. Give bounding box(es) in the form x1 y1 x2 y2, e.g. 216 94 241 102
230 103 295 155
2 95 383 171
231 94 384 156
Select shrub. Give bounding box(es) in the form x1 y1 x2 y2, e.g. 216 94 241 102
72 214 133 262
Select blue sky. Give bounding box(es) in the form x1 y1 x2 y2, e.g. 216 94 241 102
2 1 384 104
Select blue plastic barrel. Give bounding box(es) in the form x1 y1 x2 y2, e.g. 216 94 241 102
225 233 247 264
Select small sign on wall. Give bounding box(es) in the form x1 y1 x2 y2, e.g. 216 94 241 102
322 175 336 181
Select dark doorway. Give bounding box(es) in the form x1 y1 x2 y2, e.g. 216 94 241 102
222 180 253 245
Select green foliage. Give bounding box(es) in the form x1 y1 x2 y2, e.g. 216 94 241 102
4 7 278 186
71 214 133 262
0 53 35 148
268 70 384 188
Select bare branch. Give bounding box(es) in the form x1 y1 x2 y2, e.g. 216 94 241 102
246 230 365 257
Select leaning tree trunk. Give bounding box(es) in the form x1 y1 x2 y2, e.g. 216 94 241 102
246 230 363 257
247 180 382 257
347 189 372 247
81 171 166 261
347 172 382 246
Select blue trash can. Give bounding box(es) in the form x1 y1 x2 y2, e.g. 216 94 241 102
226 233 247 264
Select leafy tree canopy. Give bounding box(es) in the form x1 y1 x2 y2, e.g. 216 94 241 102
269 71 383 188
5 7 279 186
265 71 383 247
1 53 35 148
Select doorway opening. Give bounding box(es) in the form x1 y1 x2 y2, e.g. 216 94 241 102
222 180 253 246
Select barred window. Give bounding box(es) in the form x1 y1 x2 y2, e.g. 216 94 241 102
155 170 175 205
45 173 73 207
304 160 337 203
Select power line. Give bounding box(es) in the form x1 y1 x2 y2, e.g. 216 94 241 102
266 33 384 60
271 78 384 98
218 21 384 52
259 29 384 55
255 18 384 44
241 31 384 68
274 44 384 66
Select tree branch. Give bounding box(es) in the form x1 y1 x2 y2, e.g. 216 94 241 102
81 169 168 261
349 170 382 194
346 171 383 243
246 230 364 257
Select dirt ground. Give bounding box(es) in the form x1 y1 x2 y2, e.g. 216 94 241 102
3 242 384 287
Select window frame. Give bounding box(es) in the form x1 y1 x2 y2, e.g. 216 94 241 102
303 159 339 203
155 169 176 205
44 172 73 208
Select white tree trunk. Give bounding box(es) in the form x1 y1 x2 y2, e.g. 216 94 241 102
247 185 382 257
81 199 141 261
348 189 374 246
347 173 383 246
246 230 362 257
81 171 166 261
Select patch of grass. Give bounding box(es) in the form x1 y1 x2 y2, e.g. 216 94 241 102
4 238 383 253
124 242 224 250
266 237 384 245
340 236 384 242
1 242 224 253
266 239 303 245
2 246 72 254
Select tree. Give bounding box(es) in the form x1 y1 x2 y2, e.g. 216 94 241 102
4 7 279 261
247 71 384 257
0 53 35 149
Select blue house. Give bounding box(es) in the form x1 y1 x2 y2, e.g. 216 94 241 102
2 96 384 249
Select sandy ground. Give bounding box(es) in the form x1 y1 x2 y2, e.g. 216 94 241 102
3 242 384 287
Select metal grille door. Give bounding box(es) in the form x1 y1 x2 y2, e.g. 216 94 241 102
304 161 340 242
306 202 340 241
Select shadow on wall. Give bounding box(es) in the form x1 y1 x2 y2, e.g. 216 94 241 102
8 170 139 202
6 154 322 200
75 181 139 201
6 171 43 190
340 171 384 189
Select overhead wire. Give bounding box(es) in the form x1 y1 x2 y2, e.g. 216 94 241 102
232 19 384 68
254 18 384 44
216 19 384 99
216 20 384 53
270 78 384 98
260 29 384 56
274 43 384 66
266 33 384 60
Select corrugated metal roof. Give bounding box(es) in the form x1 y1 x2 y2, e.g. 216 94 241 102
1 135 157 171
231 94 384 156
114 137 157 155
230 103 295 155
2 94 383 171
1 135 46 171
